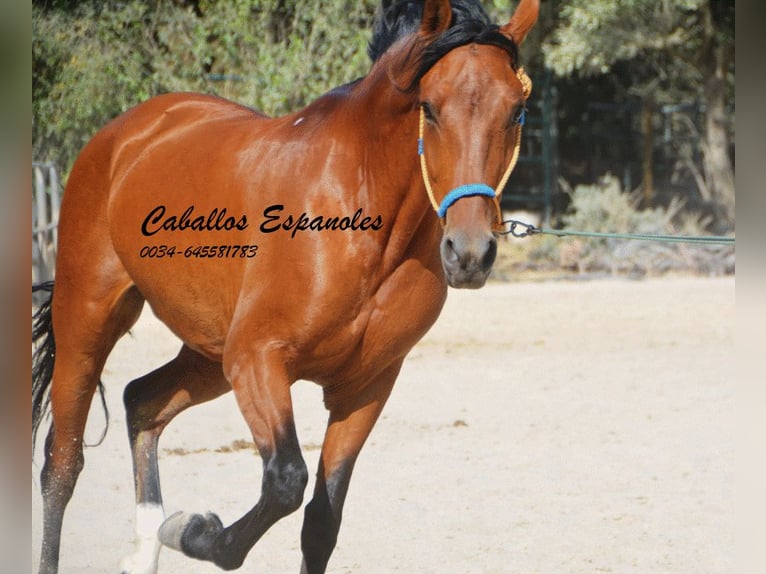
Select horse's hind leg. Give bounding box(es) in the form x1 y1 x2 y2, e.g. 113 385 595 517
38 283 144 574
120 345 230 574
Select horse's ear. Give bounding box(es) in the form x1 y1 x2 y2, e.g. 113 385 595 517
419 0 452 36
500 0 540 46
386 0 451 91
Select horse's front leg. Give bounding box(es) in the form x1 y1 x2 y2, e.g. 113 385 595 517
300 359 402 574
120 345 230 574
158 345 308 570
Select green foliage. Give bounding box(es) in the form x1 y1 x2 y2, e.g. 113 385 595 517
33 0 377 174
544 0 705 80
34 3 153 168
539 0 735 115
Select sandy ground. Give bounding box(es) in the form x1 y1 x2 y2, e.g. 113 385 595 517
32 276 734 573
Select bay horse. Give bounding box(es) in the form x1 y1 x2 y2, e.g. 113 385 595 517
32 0 539 572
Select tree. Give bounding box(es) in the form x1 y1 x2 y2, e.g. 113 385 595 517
542 0 734 229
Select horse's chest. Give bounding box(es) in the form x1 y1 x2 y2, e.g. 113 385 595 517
303 258 447 385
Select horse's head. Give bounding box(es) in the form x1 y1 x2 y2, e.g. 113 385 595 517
408 0 539 288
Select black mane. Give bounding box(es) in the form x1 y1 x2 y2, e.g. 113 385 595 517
368 0 492 61
367 0 519 91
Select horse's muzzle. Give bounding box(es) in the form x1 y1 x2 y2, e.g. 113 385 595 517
440 232 497 289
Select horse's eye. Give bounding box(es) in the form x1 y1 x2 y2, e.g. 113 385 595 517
421 102 437 123
511 105 527 126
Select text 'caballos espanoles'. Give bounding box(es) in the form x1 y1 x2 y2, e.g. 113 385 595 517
141 204 384 239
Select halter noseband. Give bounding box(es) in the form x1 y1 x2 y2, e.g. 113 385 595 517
418 66 532 232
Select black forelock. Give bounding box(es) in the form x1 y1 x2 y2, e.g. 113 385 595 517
406 21 518 91
367 1 519 92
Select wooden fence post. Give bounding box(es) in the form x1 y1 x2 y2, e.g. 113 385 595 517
32 162 61 285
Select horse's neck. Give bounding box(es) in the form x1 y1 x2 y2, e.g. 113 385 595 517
346 69 443 275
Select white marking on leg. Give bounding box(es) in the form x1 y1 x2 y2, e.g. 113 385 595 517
119 503 165 574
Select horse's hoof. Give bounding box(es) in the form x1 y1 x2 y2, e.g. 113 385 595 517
157 511 188 551
158 511 223 559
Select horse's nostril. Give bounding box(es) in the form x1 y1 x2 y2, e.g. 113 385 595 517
482 239 497 270
443 238 459 265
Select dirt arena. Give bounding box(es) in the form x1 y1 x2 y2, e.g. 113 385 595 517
32 276 734 573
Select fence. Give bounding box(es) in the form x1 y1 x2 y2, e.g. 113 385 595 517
501 68 557 226
32 162 61 284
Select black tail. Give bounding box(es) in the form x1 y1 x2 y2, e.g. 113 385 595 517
32 281 110 453
32 282 56 451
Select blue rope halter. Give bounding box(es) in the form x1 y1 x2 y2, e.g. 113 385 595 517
436 184 497 218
